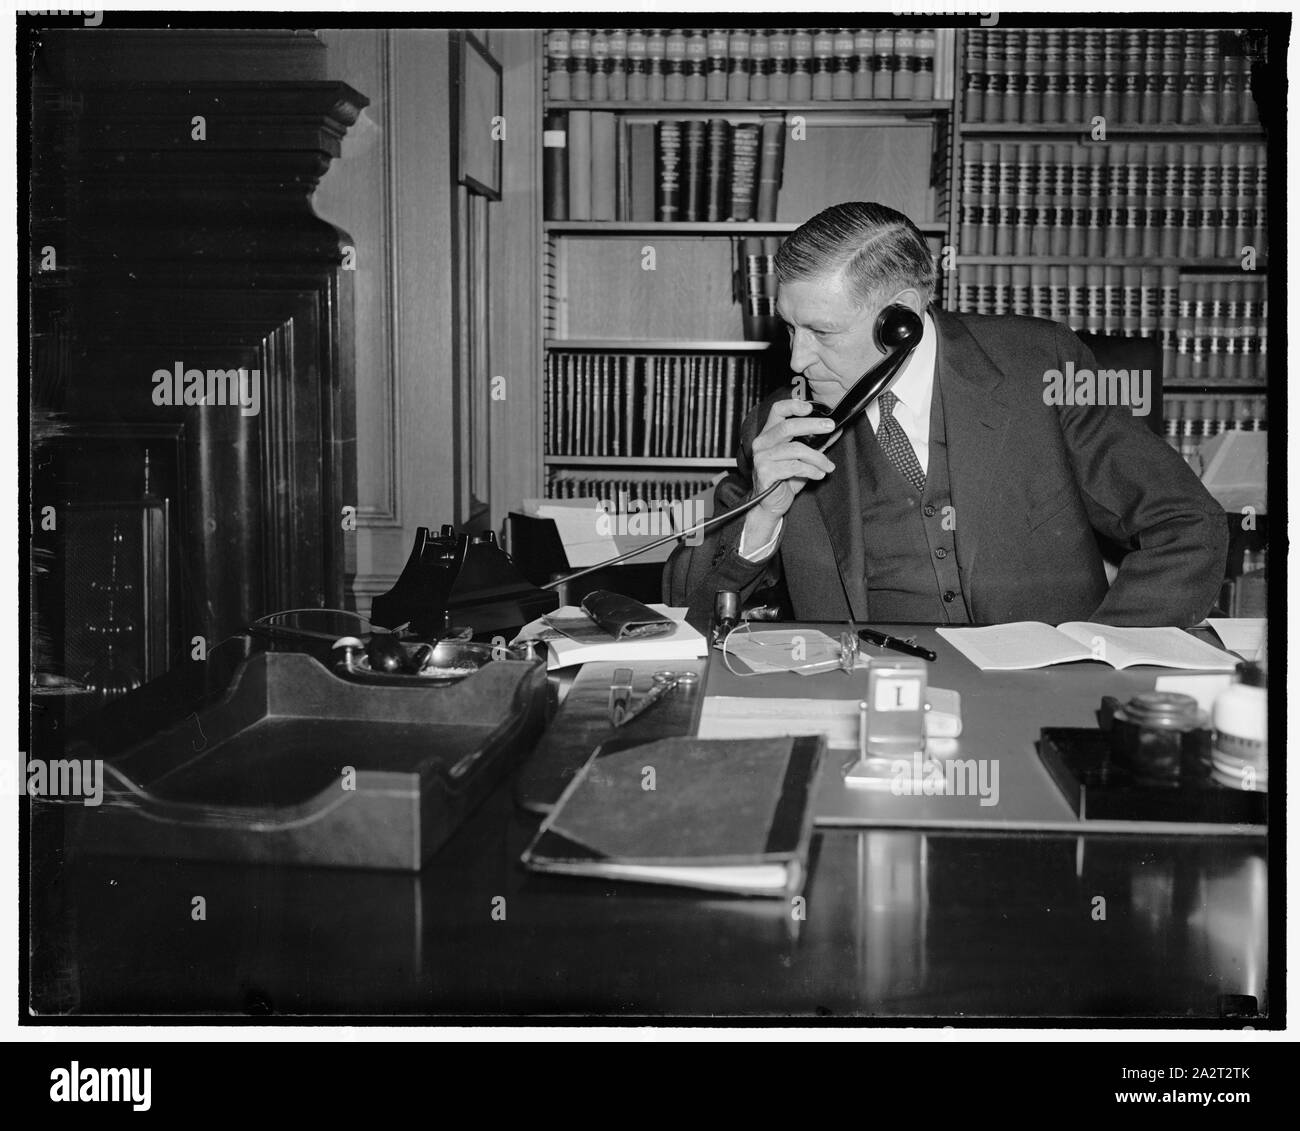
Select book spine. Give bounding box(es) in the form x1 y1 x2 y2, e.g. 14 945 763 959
1013 142 1034 255
1021 29 1043 122
646 29 666 102
681 119 707 222
915 27 937 100
893 28 917 102
768 29 790 101
546 28 571 101
992 141 1014 256
1062 30 1082 122
790 28 813 100
983 28 1004 121
1002 29 1023 123
664 28 687 101
704 119 730 222
704 28 728 101
1100 29 1122 122
749 29 770 102
590 111 617 221
625 29 647 102
1120 29 1143 123
1142 143 1163 258
977 141 998 255
1085 145 1106 257
811 27 835 101
590 29 609 102
832 27 856 101
607 28 627 101
654 119 682 221
542 111 568 221
755 115 785 223
1159 29 1181 124
872 28 894 100
1123 142 1143 259
683 28 707 102
567 110 592 221
570 28 592 102
1103 141 1126 259
963 28 986 120
729 124 760 221
1040 28 1062 123
1080 29 1102 121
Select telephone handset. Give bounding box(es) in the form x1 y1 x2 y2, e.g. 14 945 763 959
795 303 925 452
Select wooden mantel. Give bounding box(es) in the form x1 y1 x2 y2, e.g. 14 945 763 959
32 31 370 658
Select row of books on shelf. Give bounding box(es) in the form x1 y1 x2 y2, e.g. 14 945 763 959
954 269 1267 382
958 141 1268 260
544 470 720 509
544 352 763 459
1164 395 1266 471
962 27 1259 126
544 111 785 223
545 28 956 104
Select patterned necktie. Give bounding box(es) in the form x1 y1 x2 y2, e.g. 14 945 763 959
876 390 926 494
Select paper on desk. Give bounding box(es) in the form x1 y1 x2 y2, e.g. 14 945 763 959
1207 618 1266 662
523 499 619 567
512 604 707 670
699 690 962 750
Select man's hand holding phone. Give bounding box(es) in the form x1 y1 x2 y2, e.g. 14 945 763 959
739 399 837 557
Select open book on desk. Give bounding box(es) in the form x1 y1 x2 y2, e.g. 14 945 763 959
937 622 1239 672
521 735 825 897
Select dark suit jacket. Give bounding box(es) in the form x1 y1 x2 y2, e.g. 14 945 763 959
664 309 1227 628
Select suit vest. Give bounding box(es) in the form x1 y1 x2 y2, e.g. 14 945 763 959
858 379 972 624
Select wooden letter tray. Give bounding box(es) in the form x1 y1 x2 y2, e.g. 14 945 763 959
69 651 547 871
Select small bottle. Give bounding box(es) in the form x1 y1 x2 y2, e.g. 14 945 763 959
1211 662 1268 791
710 590 739 647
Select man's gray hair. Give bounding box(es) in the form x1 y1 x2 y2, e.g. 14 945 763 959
774 202 938 308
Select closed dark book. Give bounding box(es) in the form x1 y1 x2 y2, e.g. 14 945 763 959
542 111 568 221
729 123 760 221
655 119 683 222
680 119 707 222
704 118 730 222
963 28 986 120
521 735 826 897
755 115 785 223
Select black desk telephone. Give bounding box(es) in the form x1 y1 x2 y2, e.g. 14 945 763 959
370 525 558 639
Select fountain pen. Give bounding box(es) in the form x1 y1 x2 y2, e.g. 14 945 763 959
858 628 937 663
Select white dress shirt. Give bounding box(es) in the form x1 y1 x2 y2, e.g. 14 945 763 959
739 311 939 562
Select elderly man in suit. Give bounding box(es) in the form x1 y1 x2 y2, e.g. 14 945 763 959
665 202 1227 628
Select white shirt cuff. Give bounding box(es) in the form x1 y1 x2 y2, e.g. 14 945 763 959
738 516 783 562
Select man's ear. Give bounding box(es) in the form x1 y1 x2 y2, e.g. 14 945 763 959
891 288 926 315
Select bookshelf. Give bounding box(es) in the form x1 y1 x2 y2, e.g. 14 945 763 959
533 23 1271 527
539 26 959 520
950 24 1270 481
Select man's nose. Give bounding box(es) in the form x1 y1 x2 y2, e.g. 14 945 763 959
788 328 817 374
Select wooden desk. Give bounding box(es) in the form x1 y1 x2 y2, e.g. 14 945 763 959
28 628 1271 1021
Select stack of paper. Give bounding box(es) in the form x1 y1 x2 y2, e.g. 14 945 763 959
513 604 708 670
